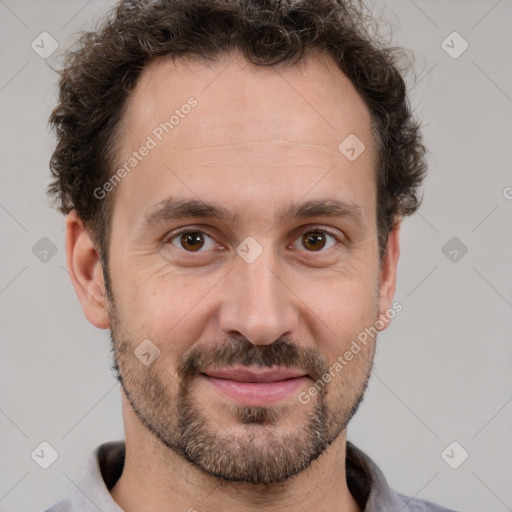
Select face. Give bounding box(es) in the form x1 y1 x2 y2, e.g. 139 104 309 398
100 51 396 485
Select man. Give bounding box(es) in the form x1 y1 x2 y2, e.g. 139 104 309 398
45 0 457 510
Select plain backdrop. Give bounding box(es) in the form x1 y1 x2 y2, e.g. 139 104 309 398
1 1 511 511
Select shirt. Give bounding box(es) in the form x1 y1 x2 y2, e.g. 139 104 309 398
44 440 459 511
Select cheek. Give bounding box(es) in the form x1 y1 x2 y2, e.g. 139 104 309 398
321 304 378 371
111 264 219 354
306 264 380 346
315 283 377 401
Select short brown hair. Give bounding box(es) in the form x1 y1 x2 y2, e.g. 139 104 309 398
48 0 426 264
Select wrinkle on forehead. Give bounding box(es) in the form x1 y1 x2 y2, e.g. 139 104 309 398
165 138 337 155
111 49 379 231
119 50 375 153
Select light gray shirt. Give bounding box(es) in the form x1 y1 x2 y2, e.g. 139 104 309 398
44 441 459 511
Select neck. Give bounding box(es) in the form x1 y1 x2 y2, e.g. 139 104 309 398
111 405 361 512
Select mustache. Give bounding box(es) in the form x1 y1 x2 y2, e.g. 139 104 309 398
176 336 329 383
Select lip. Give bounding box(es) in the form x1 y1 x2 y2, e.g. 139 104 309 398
200 366 309 405
204 366 307 382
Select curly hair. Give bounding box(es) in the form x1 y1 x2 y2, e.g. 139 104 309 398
48 0 426 263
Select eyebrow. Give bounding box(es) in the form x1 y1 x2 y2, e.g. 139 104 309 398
140 196 365 231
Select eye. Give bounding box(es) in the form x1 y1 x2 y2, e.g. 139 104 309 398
291 229 338 252
167 229 218 252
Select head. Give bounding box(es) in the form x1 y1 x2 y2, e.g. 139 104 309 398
50 0 426 485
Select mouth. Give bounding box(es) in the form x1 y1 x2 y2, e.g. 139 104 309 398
199 366 310 405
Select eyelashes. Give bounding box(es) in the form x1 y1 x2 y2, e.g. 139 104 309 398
164 227 341 255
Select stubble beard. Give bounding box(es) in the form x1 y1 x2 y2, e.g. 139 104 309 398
107 291 374 485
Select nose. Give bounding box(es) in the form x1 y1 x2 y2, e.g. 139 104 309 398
217 243 299 346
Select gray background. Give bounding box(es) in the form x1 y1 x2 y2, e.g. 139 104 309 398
1 1 511 511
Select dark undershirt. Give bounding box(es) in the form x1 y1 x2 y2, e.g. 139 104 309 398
98 441 371 509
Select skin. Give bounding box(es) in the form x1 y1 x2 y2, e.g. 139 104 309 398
66 50 401 512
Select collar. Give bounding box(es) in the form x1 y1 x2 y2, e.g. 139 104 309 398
52 440 451 511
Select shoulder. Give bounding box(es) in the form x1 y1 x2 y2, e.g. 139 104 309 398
41 499 72 512
395 492 461 512
346 441 461 512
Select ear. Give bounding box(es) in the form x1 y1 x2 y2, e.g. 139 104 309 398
65 210 110 329
376 218 401 332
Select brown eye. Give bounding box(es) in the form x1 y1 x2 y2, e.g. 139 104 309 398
169 231 216 252
302 231 327 251
290 229 337 253
180 232 204 251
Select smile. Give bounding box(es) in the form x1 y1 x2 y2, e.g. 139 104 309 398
199 366 310 405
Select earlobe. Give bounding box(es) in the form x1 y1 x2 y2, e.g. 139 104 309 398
65 210 110 329
376 219 401 331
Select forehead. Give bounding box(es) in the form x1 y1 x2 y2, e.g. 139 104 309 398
122 50 374 148
113 50 377 227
